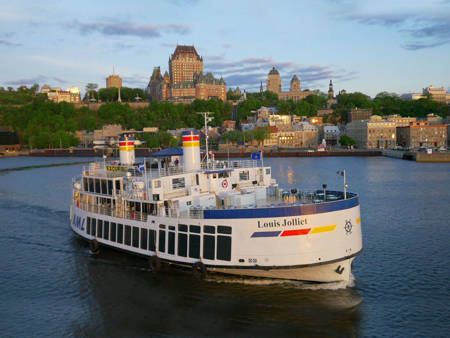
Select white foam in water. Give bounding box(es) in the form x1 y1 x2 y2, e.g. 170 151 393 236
205 273 356 290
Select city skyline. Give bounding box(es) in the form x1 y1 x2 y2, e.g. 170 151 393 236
1 0 450 97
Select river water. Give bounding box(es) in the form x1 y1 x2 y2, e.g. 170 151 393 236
0 156 448 337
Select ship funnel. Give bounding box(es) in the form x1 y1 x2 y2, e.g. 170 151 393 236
119 135 135 165
182 130 200 171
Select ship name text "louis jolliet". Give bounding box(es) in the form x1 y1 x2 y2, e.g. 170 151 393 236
257 217 308 228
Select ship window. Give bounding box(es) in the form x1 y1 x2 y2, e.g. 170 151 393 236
169 225 175 230
141 229 148 250
97 220 103 238
159 230 166 252
266 168 271 175
218 172 229 178
149 230 156 251
132 227 139 248
154 180 161 188
189 225 200 233
195 174 199 185
159 224 166 229
115 180 121 193
83 177 88 191
168 232 175 254
117 224 123 244
153 194 160 201
179 224 188 232
101 180 107 195
125 225 131 246
239 171 249 181
86 217 91 235
89 178 94 192
204 225 215 234
178 233 188 257
172 177 185 189
103 221 109 240
217 236 231 261
110 222 116 242
189 234 200 258
95 179 101 194
217 226 232 234
91 218 96 236
203 235 215 260
107 180 113 195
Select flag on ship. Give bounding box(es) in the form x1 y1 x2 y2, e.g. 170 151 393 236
251 152 261 160
138 163 145 172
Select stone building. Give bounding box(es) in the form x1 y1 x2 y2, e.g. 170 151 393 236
106 74 122 88
345 115 396 149
147 45 226 102
386 115 416 127
348 108 372 123
265 67 314 102
397 122 447 149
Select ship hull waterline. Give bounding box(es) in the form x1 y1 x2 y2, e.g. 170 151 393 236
70 201 362 283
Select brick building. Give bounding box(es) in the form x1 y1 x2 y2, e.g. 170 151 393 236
265 67 314 102
348 108 372 122
147 45 226 102
106 74 122 88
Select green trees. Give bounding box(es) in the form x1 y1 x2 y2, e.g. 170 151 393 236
339 135 356 147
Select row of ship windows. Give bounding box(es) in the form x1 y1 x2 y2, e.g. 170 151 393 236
83 178 119 195
86 217 231 261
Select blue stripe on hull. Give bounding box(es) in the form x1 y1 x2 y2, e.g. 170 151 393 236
204 196 359 219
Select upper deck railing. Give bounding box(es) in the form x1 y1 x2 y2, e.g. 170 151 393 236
81 158 263 179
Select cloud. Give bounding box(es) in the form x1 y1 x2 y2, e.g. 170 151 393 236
0 40 21 47
205 56 357 91
70 21 190 38
4 75 68 86
328 0 450 50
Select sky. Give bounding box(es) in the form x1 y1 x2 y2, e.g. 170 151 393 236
1 0 449 97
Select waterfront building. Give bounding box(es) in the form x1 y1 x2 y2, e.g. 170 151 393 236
147 45 226 102
322 125 341 146
386 115 416 127
93 124 123 144
345 115 396 149
348 108 372 123
265 67 314 102
396 122 447 149
264 123 318 148
106 74 123 89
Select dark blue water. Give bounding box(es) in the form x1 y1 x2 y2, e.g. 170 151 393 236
0 156 449 337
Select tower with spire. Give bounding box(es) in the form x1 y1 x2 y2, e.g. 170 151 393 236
328 80 334 99
260 81 263 93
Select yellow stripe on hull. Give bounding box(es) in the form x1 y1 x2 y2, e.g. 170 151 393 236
119 146 134 151
310 224 337 234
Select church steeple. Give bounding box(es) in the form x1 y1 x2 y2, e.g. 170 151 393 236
328 79 334 98
260 81 263 93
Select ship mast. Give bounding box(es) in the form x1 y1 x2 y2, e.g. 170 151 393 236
198 112 213 168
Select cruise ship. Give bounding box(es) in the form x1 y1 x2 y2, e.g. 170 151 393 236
70 130 363 282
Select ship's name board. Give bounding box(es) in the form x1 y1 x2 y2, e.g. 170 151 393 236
257 217 307 228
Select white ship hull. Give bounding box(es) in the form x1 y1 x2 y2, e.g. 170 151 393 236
70 197 362 283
